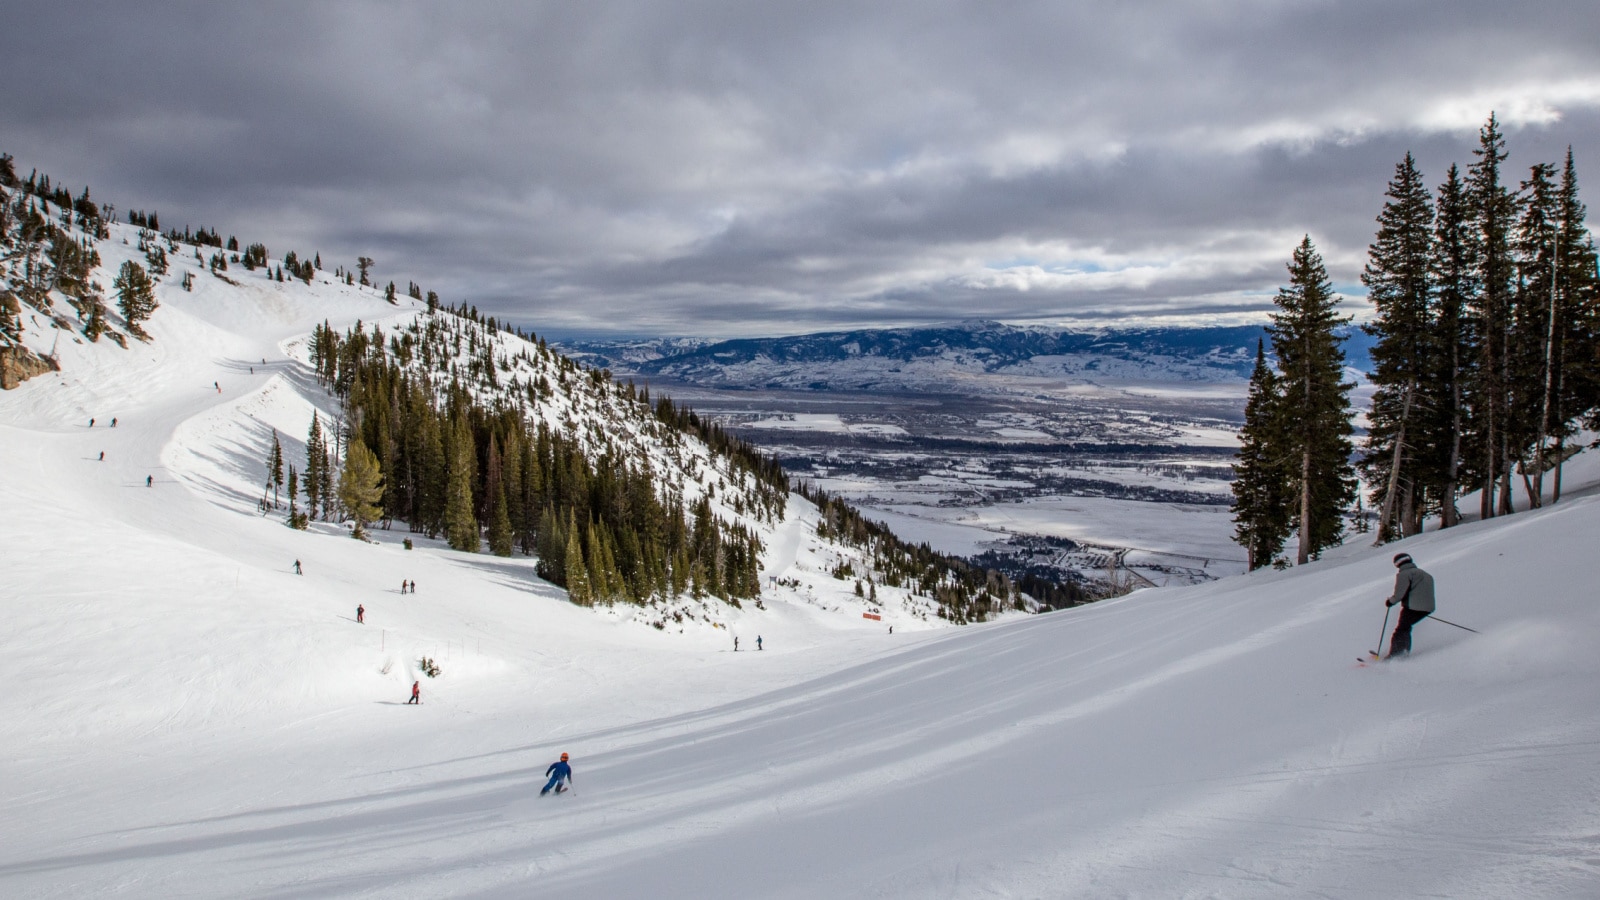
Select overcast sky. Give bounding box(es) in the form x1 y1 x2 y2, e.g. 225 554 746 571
4 2 1598 338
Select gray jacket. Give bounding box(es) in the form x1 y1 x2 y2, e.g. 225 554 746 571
1387 562 1435 613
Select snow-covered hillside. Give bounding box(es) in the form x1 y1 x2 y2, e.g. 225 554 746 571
5 204 1600 898
4 199 1017 631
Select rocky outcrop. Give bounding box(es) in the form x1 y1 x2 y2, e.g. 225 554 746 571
0 343 58 389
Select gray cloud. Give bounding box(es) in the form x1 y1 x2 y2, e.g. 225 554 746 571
4 1 1598 337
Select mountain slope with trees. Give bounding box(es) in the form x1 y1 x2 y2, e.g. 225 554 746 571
0 151 1057 627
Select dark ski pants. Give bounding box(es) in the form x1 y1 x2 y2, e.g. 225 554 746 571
1388 608 1432 657
541 774 567 795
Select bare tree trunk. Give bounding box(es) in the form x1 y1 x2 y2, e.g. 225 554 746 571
1374 381 1413 546
1443 334 1462 528
1498 430 1514 516
1298 444 1312 565
1497 314 1515 517
1554 436 1565 504
1533 237 1559 509
1482 411 1495 520
1553 343 1566 505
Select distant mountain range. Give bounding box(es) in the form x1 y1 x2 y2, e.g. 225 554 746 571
558 320 1375 393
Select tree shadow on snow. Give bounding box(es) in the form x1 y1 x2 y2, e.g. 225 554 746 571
443 555 557 596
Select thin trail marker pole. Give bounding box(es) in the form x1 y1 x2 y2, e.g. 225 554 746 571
1429 616 1481 634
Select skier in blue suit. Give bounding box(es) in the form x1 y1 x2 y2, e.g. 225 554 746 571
541 752 573 795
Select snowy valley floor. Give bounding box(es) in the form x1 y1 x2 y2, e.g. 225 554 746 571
4 282 1600 897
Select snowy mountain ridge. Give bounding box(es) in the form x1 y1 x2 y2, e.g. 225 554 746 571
560 320 1378 394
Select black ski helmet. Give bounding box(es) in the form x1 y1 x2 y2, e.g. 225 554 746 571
1392 552 1412 567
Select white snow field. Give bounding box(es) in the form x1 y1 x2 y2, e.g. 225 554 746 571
6 263 1600 897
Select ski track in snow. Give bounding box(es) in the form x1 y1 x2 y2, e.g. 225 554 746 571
4 222 1600 897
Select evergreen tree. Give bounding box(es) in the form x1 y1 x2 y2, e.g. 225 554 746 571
1464 113 1520 517
444 418 479 552
484 433 504 532
536 505 565 582
286 466 306 529
83 297 107 342
1231 340 1291 569
318 419 337 521
113 259 156 336
1511 161 1561 508
1268 237 1357 564
564 515 592 605
414 402 446 536
269 431 284 508
1428 164 1478 528
488 481 514 556
670 544 690 597
502 428 529 554
1360 153 1435 542
304 412 325 518
339 437 385 540
1555 149 1598 501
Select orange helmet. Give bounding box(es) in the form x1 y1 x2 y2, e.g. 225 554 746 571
560 752 569 761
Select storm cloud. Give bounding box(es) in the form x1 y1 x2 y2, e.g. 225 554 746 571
4 1 1598 336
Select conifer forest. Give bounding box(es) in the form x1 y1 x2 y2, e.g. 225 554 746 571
1232 114 1600 567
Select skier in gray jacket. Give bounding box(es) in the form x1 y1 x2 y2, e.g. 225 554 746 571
1384 552 1435 658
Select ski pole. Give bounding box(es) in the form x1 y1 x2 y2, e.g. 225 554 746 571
1373 603 1392 656
1427 615 1480 634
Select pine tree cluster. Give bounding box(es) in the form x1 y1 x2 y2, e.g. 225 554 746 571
0 157 119 347
305 306 788 606
1357 116 1599 541
1235 115 1600 566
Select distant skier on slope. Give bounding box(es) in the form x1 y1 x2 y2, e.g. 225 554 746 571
294 559 302 575
146 475 152 487
541 752 573 795
407 680 420 704
1384 553 1435 658
756 635 763 650
356 604 365 624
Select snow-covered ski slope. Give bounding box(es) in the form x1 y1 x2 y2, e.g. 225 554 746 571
5 233 1600 897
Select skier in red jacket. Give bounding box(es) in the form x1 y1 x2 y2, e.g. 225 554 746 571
407 681 420 704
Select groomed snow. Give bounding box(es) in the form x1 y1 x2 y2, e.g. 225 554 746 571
4 233 1600 897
